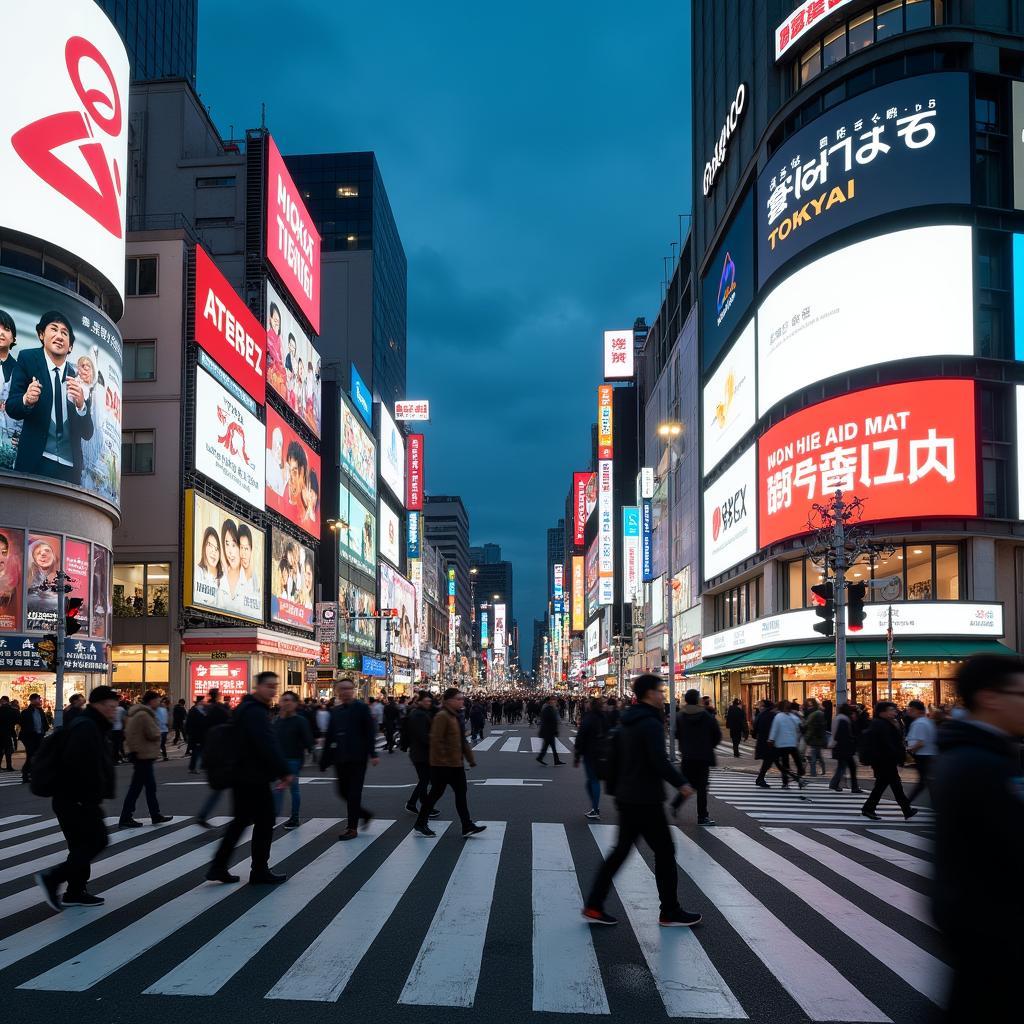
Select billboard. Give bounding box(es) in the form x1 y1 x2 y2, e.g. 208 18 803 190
0 527 25 631
265 135 321 333
585 535 599 618
380 562 417 660
184 490 265 624
338 483 377 578
622 506 640 604
379 403 405 503
597 385 613 459
758 74 971 286
759 380 978 548
407 433 424 511
573 472 591 546
702 319 755 475
265 406 320 536
194 246 265 404
407 510 421 559
598 459 614 605
195 366 266 509
774 0 858 61
553 563 564 599
1015 82 1024 212
604 330 634 379
395 400 430 421
350 364 372 427
380 499 401 567
641 498 653 582
269 528 314 631
586 619 600 661
1019 387 1024 520
362 654 387 678
265 280 321 437
493 603 507 653
0 1 129 304
758 225 974 417
339 577 376 651
189 660 249 702
64 537 91 636
90 544 111 640
571 556 585 632
702 446 757 580
0 268 121 507
25 532 60 632
340 392 377 501
1016 234 1024 360
701 190 754 371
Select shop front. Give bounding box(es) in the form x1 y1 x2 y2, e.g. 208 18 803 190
0 636 112 712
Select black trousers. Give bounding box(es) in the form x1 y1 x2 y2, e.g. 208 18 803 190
384 725 397 752
334 761 371 831
51 797 108 895
830 755 861 791
120 756 161 820
1 730 13 769
21 733 41 781
416 766 471 829
680 759 711 820
587 802 680 916
862 764 912 815
907 755 934 803
211 782 275 873
776 747 803 785
729 730 743 757
537 737 561 762
755 752 779 783
408 759 430 809
188 742 203 772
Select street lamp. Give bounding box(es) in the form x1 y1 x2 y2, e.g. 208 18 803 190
658 420 683 762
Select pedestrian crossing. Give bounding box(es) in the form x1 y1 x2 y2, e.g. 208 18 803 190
0 810 945 1020
473 733 573 755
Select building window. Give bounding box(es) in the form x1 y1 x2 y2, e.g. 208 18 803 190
713 577 762 631
125 256 158 296
822 26 847 69
122 429 155 474
904 0 931 30
336 185 359 198
113 562 170 617
112 644 169 688
875 1 903 40
196 176 236 188
123 340 156 381
800 44 822 85
848 11 874 53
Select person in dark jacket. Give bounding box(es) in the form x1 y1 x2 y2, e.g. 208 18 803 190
185 697 206 771
0 696 16 770
932 655 1024 1023
860 701 917 821
468 700 487 743
206 673 292 886
724 698 747 758
582 675 699 928
18 692 47 783
171 698 187 745
676 688 722 825
382 697 401 754
272 690 313 828
574 697 608 818
828 703 863 793
537 695 564 765
752 700 778 787
63 693 86 725
320 677 378 841
404 691 438 816
34 685 119 911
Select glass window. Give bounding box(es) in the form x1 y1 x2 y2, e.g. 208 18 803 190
112 644 144 683
904 0 932 30
800 44 822 85
848 12 874 52
125 256 158 297
875 1 903 40
786 558 804 610
934 545 960 600
145 645 169 684
905 544 934 600
122 430 154 474
146 563 170 615
113 564 145 617
196 176 236 188
823 26 847 69
123 340 156 381
336 185 359 197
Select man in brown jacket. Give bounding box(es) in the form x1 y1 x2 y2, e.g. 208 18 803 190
413 688 486 838
118 691 173 828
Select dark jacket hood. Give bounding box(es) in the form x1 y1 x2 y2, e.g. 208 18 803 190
937 718 1019 757
622 702 660 727
681 704 706 718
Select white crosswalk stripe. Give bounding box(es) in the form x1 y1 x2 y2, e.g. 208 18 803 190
0 815 41 829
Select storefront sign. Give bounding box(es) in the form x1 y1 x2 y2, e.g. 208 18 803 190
641 498 653 582
604 330 634 380
362 654 386 677
395 400 430 421
702 82 747 197
407 434 424 511
597 385 613 460
315 601 338 643
189 659 249 702
702 445 757 580
639 467 655 501
598 460 614 605
774 0 857 61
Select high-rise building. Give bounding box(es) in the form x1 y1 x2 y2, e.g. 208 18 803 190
96 0 198 82
531 619 548 677
423 495 472 648
546 520 565 599
470 545 514 662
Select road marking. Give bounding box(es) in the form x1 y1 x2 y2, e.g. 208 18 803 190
590 824 746 1019
501 737 520 753
267 822 453 1002
0 818 70 843
814 830 934 877
0 815 41 829
713 827 948 1005
0 818 121 863
468 778 546 787
868 830 934 851
472 736 501 751
530 824 608 1015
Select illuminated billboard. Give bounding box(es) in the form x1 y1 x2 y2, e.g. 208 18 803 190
380 562 417 660
265 279 321 437
395 400 430 421
379 403 405 503
339 577 376 651
571 555 585 632
407 434 424 511
265 406 320 537
340 392 377 502
338 483 376 578
598 459 614 605
379 499 401 567
573 471 593 545
604 330 634 379
269 527 314 631
758 225 973 417
702 446 757 581
597 385 613 459
774 0 857 61
493 603 507 653
701 190 754 371
1018 387 1024 520
622 506 640 604
702 319 754 475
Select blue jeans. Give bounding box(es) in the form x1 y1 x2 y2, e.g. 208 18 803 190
274 758 302 819
583 755 601 811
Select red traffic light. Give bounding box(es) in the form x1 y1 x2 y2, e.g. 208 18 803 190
65 597 85 637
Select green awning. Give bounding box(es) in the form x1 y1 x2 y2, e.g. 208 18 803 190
685 652 746 674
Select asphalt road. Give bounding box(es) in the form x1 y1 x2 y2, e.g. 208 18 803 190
0 722 942 1024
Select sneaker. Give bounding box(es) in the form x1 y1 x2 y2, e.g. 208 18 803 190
34 871 62 912
584 809 601 819
553 759 565 765
338 828 359 841
404 802 418 815
860 809 882 821
754 781 771 788
581 907 618 925
697 817 716 826
904 808 920 821
414 825 437 838
462 823 487 837
249 870 287 885
428 809 441 819
283 818 300 830
151 815 173 825
536 757 548 765
659 908 702 927
62 891 104 907
118 818 143 828
205 868 240 884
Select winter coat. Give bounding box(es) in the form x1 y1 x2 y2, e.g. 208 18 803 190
675 704 722 764
802 708 827 747
830 714 857 759
124 703 162 760
405 706 433 763
864 716 906 769
429 707 475 769
725 703 747 735
612 702 686 805
574 709 607 761
538 704 560 739
273 713 313 762
320 700 377 766
752 708 777 760
56 705 115 804
230 695 289 785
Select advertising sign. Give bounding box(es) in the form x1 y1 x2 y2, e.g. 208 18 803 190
604 330 634 380
1018 387 1024 520
194 246 265 404
189 660 249 702
407 433 424 511
265 280 321 437
493 603 506 653
184 490 265 624
641 498 653 582
622 506 640 604
380 562 417 661
774 0 857 61
0 527 24 632
571 556 585 632
597 385 613 459
350 364 372 427
701 190 754 371
269 528 314 631
339 578 376 651
553 563 564 599
315 602 338 644
586 619 600 661
63 537 91 636
379 403 405 503
1014 82 1024 212
0 269 122 507
0 0 130 304
265 406 320 536
759 379 978 547
758 225 974 417
362 654 386 678
639 467 655 500
195 366 266 509
340 392 377 502
573 472 592 546
407 510 421 560
265 135 321 333
758 74 971 286
395 400 430 421
1016 235 1024 360
702 446 757 580
24 532 60 631
585 535 599 618
703 82 747 198
90 544 110 640
703 319 755 474
480 610 488 649
379 499 401 567
598 459 614 605
338 483 376 578
198 349 255 416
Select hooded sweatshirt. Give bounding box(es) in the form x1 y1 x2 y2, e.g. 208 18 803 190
675 703 722 764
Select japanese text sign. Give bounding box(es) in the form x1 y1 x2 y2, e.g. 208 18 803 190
407 434 424 510
774 0 857 62
598 385 613 460
604 330 634 380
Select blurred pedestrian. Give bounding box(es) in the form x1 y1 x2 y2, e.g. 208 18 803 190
118 691 172 827
676 688 721 825
725 698 747 758
321 678 377 841
904 699 937 804
828 703 863 793
156 696 170 761
536 695 564 765
574 697 608 819
859 701 916 821
273 690 312 828
18 692 47 783
802 698 827 776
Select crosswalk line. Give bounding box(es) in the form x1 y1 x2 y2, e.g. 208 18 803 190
0 818 70 843
0 818 119 863
590 824 746 1019
267 822 454 1002
712 827 948 1005
669 827 889 1022
868 829 934 851
501 737 520 752
814 830 934 877
0 815 41 829
530 824 608 1015
145 819 392 997
399 822 506 1007
21 819 342 992
764 829 933 928
555 739 571 755
472 736 501 751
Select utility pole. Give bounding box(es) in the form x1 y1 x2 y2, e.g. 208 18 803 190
54 569 68 727
833 492 848 708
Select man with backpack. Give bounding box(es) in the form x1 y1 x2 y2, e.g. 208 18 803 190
859 700 918 821
537 695 564 765
676 688 722 825
34 686 119 910
18 692 47 783
320 677 378 841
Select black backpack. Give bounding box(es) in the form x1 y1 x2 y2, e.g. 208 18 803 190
29 718 86 797
856 727 875 767
595 725 622 792
203 722 241 790
398 714 411 753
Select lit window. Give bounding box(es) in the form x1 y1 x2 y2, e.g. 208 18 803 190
848 11 874 52
800 44 822 85
336 185 359 198
113 564 145 617
875 0 903 40
823 26 847 68
146 563 170 616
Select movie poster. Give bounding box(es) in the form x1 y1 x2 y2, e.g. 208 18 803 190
265 406 320 536
90 544 110 640
265 280 321 437
25 532 60 631
0 526 24 631
269 528 314 631
63 537 91 636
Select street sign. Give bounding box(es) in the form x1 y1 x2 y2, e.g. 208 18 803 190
316 602 339 643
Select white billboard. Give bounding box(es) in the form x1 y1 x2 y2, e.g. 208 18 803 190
604 329 634 379
194 367 266 509
586 619 601 661
395 400 430 421
598 459 614 605
0 0 130 306
757 225 974 417
379 403 405 504
494 603 507 653
702 445 757 581
703 319 755 475
379 499 401 567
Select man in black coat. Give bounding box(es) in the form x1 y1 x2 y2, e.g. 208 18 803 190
382 696 401 754
320 677 378 840
860 700 917 821
0 695 17 770
724 698 747 758
185 697 207 771
752 700 778 788
537 695 564 765
676 689 722 825
171 699 187 745
404 691 437 816
583 675 699 928
206 673 291 886
18 692 47 783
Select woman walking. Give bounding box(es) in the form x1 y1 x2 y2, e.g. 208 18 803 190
828 703 863 793
574 698 608 819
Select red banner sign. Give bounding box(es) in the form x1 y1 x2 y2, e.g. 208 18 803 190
573 472 591 546
189 659 249 702
407 433 424 511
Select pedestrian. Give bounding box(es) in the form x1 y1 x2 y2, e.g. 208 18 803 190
110 700 126 763
0 695 16 770
676 688 721 825
582 674 700 928
171 698 187 745
904 699 937 804
469 699 486 743
118 691 173 827
752 699 779 787
859 700 918 821
64 693 86 724
320 678 378 841
931 654 1024 1022
724 698 747 758
369 696 384 750
536 694 564 765
413 688 486 838
34 686 119 910
802 698 827 776
156 696 170 761
574 697 608 819
605 697 621 727
768 700 807 789
206 672 292 885
18 691 47 783
404 691 439 818
382 696 401 754
828 703 863 793
272 690 313 828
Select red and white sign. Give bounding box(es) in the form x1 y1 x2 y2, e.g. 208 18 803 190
759 379 978 548
265 135 321 334
195 245 266 403
189 659 249 702
573 472 591 546
0 0 130 305
407 434 424 510
775 0 857 62
395 400 430 421
604 330 634 380
265 406 320 537
598 385 613 460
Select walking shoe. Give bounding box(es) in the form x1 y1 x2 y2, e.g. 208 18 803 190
536 757 547 765
338 828 359 841
413 825 437 838
797 778 808 789
698 817 716 826
249 870 287 885
404 802 418 815
581 907 618 925
196 818 212 829
828 784 842 792
585 809 601 819
205 868 240 883
860 809 882 821
34 871 62 912
850 787 865 794
283 818 300 829
151 815 173 824
904 808 920 821
553 759 565 765
659 908 702 927
428 809 441 819
62 891 104 907
754 780 771 788
361 811 374 831
462 823 487 837
118 818 143 828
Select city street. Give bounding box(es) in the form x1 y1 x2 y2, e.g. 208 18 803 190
0 727 940 1024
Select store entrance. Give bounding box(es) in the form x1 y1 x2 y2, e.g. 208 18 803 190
742 680 770 719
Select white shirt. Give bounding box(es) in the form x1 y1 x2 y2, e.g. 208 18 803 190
769 711 801 748
906 716 937 756
41 350 87 467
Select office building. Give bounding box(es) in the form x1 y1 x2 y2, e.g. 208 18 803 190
470 544 515 664
97 0 198 82
423 494 472 648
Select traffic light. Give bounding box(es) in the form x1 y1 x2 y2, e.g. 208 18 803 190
65 597 84 637
810 582 835 637
847 581 867 632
